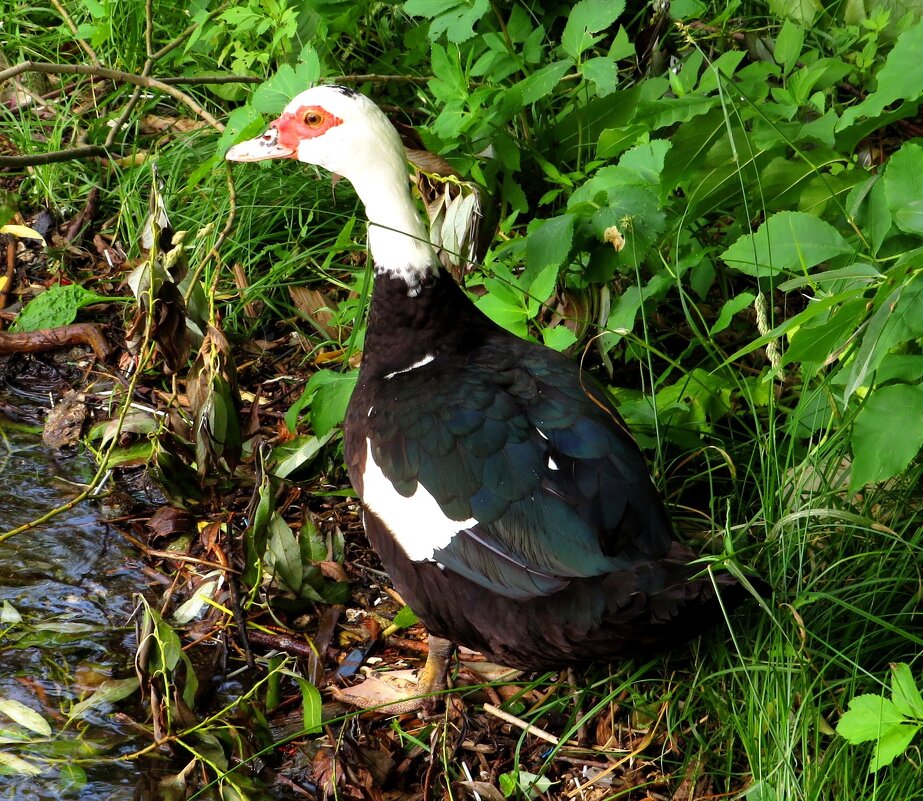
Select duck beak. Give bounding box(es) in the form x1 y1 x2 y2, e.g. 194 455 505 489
225 125 295 162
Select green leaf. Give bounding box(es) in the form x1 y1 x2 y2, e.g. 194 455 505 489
519 60 572 106
837 18 923 132
582 56 618 97
870 722 921 771
850 382 923 491
883 143 923 235
525 215 576 276
392 606 420 629
890 663 923 718
0 699 52 737
67 678 140 722
12 284 120 333
404 0 490 43
561 0 625 60
294 677 323 733
272 431 335 480
710 292 756 336
774 19 804 75
267 513 303 593
0 752 43 776
252 55 321 115
720 211 852 278
837 694 905 743
285 369 358 436
845 274 923 398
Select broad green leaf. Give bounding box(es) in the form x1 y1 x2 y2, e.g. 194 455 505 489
774 19 804 75
891 663 923 718
59 763 87 794
12 284 122 333
542 325 578 352
720 211 852 278
67 678 140 722
310 370 358 436
561 0 625 60
769 0 821 24
525 215 576 276
519 60 572 106
838 18 923 131
837 694 905 742
850 383 923 491
870 722 920 771
883 143 923 236
0 699 52 737
582 56 618 96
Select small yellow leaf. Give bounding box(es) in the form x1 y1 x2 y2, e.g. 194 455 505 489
0 224 46 245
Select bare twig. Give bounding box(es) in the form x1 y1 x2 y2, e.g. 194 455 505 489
0 62 223 128
482 703 560 745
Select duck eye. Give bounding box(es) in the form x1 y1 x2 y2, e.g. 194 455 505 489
303 110 323 126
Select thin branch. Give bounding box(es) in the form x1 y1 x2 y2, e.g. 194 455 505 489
0 62 223 130
160 74 262 85
0 145 112 168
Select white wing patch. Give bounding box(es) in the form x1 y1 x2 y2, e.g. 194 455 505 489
384 353 435 380
361 438 476 561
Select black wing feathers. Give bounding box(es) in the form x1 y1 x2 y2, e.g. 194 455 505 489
367 332 676 600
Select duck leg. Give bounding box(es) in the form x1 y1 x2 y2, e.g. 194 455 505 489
332 635 454 714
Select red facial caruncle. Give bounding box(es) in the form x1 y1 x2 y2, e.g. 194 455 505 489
271 105 343 153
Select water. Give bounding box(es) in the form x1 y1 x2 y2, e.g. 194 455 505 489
0 421 153 800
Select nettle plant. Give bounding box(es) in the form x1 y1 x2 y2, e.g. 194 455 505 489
392 0 923 489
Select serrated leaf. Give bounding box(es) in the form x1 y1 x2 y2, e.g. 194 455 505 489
404 0 490 43
720 211 852 278
525 214 575 279
837 694 905 743
252 55 321 115
582 56 618 96
561 0 626 60
850 383 923 491
0 699 52 737
870 722 921 771
519 60 572 106
890 663 923 718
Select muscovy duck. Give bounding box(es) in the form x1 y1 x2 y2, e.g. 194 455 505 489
227 85 753 708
